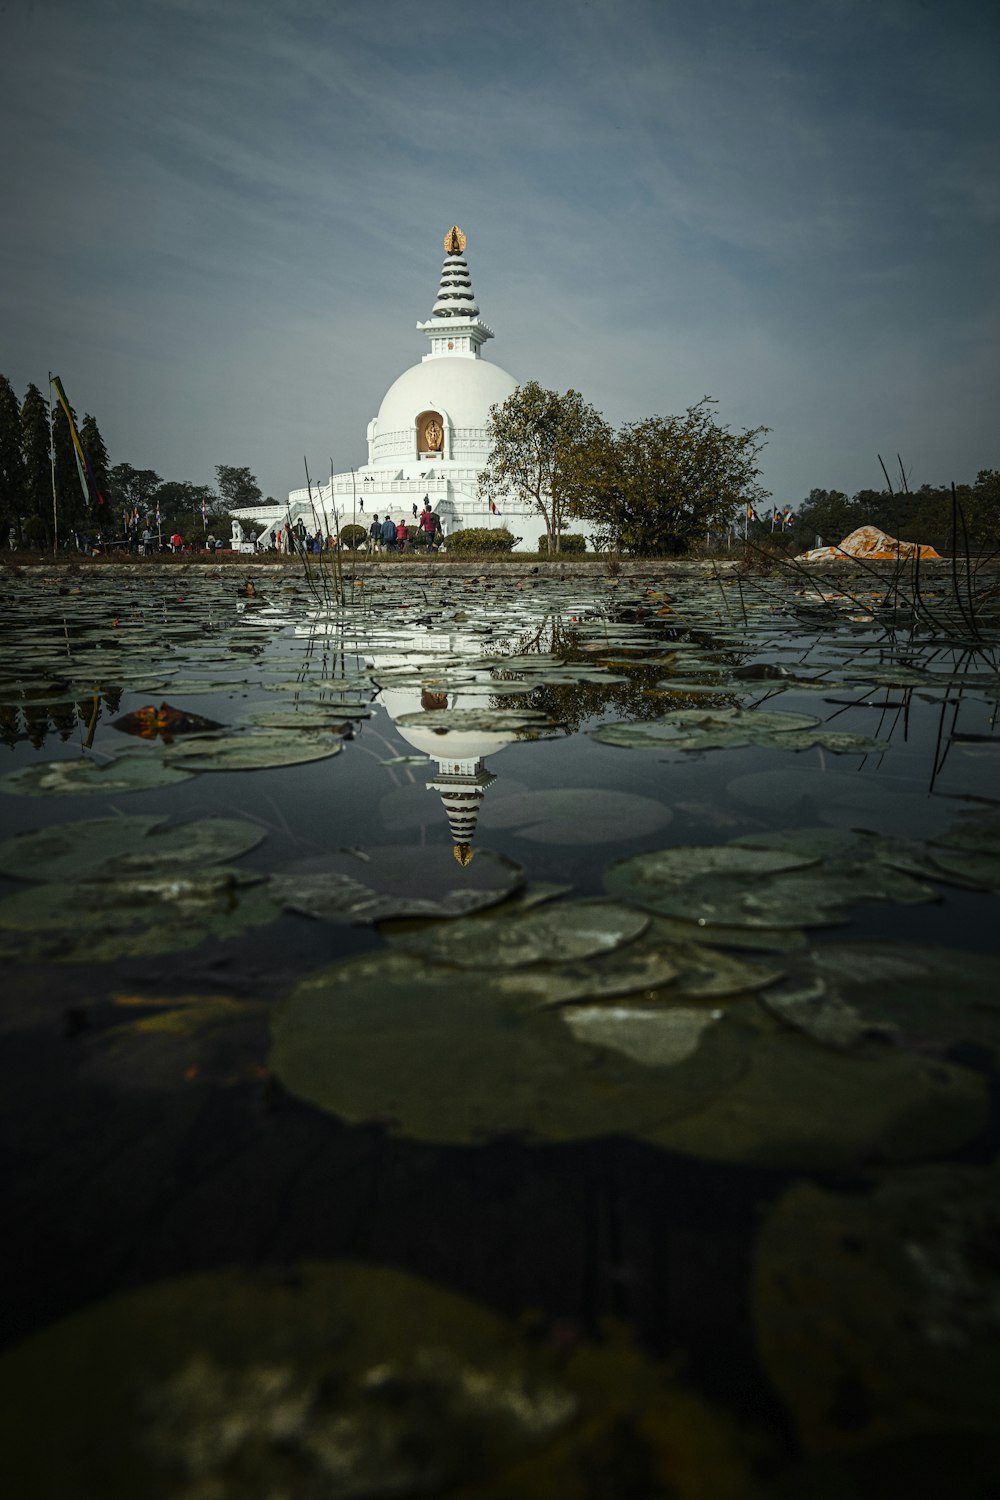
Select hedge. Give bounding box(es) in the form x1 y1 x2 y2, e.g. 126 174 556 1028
537 532 587 554
444 527 517 555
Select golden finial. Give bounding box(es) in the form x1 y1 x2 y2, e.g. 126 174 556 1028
453 842 475 866
444 226 467 255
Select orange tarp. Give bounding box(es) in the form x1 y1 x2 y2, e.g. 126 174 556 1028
797 525 941 563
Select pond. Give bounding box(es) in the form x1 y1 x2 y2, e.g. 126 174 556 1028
1 557 999 1498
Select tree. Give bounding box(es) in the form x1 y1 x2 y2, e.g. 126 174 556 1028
20 384 53 548
584 399 770 556
0 376 24 540
151 480 219 543
969 470 1000 550
79 414 111 511
479 382 611 553
108 463 162 516
215 465 262 510
787 489 859 551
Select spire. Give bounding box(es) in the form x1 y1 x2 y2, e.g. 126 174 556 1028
431 226 479 319
417 227 493 356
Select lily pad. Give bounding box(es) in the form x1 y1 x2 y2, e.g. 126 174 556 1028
0 815 266 883
0 1262 766 1500
270 950 751 1143
753 1166 1000 1453
563 1005 723 1067
647 1026 988 1169
164 730 344 770
271 845 525 924
390 900 649 969
0 870 280 963
246 705 371 727
605 845 821 928
395 708 562 734
0 752 194 796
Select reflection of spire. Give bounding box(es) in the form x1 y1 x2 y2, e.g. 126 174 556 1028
426 755 497 848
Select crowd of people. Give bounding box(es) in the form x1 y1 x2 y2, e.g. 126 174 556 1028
8 501 448 558
367 501 444 553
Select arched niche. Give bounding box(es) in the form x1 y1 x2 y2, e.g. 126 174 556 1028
416 409 445 459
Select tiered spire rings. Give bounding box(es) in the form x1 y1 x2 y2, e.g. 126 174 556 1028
431 226 480 319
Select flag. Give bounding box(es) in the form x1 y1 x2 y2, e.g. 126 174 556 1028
746 502 759 521
783 506 793 527
155 501 161 526
51 375 105 508
489 499 499 515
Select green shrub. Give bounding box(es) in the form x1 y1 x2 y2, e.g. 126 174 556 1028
537 532 587 554
339 524 367 550
444 527 516 555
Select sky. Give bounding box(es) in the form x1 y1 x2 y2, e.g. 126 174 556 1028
2 0 998 508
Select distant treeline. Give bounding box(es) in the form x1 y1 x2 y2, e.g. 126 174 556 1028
0 375 271 549
777 476 1000 555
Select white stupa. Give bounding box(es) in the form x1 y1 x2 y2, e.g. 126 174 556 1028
235 227 551 550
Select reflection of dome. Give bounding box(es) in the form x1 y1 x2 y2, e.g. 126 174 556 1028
373 358 518 467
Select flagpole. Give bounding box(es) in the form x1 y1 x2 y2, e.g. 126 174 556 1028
47 372 58 557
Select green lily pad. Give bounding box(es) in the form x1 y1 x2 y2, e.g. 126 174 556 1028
648 914 809 953
604 845 819 927
590 708 820 751
0 752 194 796
923 846 1000 890
395 708 562 734
0 870 280 964
0 1262 766 1500
647 1026 988 1169
164 730 344 770
271 845 525 924
270 950 751 1144
390 900 649 969
788 943 1000 1055
563 1005 723 1067
753 1166 1000 1453
0 815 266 883
246 706 371 727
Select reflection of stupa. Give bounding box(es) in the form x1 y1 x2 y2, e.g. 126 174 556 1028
376 675 520 858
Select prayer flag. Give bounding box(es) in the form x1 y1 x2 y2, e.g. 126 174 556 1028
50 376 105 508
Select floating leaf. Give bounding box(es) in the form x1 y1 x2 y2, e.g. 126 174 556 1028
246 705 371 728
395 708 562 734
164 730 344 770
563 1005 722 1067
605 845 819 927
271 845 524 924
0 752 194 796
0 1262 766 1500
270 950 750 1144
390 900 649 969
0 815 266 883
0 870 280 963
753 1166 1000 1453
646 1026 988 1168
